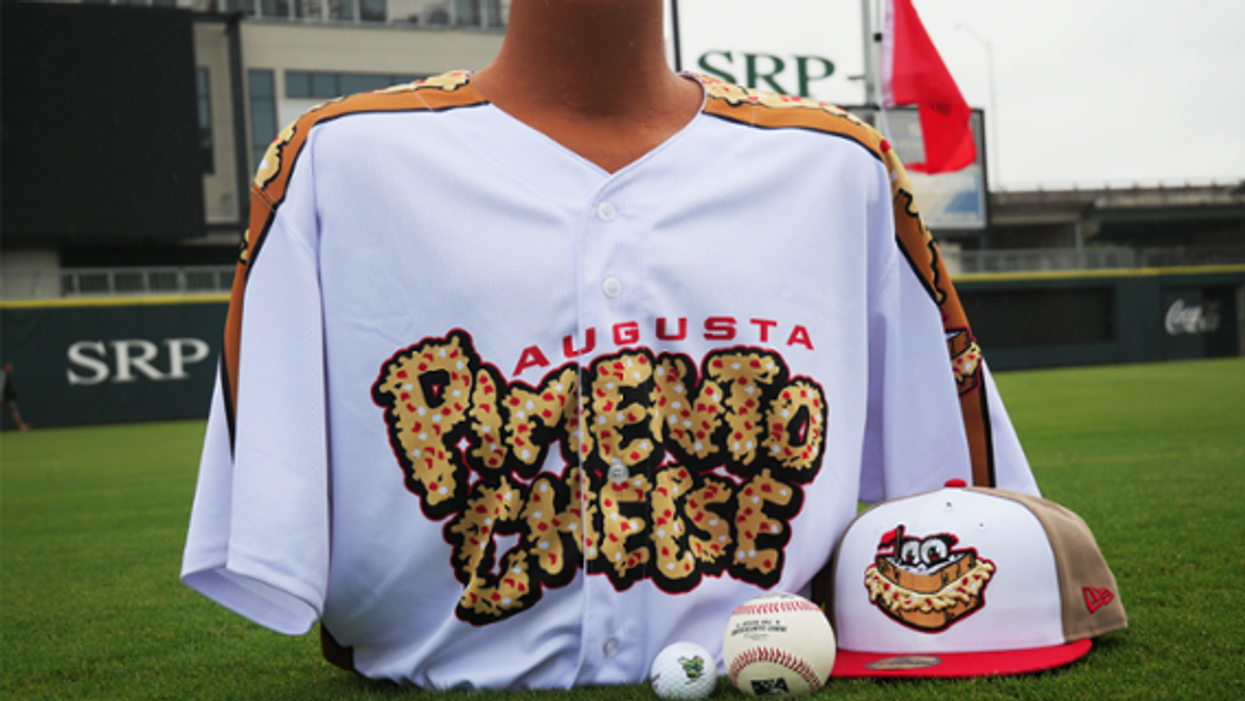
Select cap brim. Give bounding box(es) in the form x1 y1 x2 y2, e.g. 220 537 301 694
831 639 1092 678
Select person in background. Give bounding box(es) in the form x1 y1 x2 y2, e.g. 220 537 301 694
2 362 32 431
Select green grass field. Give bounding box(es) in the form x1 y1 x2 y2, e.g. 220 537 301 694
3 358 1243 700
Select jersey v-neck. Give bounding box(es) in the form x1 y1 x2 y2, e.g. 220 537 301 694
462 71 710 180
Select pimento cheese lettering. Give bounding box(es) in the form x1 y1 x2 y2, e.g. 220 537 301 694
373 330 827 624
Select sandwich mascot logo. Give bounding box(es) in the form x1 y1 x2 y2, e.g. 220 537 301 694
864 525 995 631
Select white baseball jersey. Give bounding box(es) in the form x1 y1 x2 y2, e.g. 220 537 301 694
181 71 1038 689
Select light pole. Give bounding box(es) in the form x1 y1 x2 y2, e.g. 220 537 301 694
670 0 683 72
955 23 1001 187
860 0 880 106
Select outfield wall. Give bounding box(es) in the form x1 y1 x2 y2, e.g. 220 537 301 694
2 266 1243 429
1 296 227 430
956 266 1245 370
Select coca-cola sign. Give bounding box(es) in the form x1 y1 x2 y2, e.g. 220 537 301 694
1165 299 1221 336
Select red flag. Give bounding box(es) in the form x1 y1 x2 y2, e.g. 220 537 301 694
881 0 977 173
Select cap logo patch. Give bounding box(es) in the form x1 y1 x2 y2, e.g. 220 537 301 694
1083 586 1115 613
863 525 995 632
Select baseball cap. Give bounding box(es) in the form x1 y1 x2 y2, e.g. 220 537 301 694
815 480 1127 678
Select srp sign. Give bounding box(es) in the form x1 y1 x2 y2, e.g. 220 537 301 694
0 300 227 427
696 51 836 99
672 0 866 105
67 337 212 385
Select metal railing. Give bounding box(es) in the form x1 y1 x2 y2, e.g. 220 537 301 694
2 267 235 301
190 0 510 29
951 246 1245 275
5 247 1243 301
955 247 1138 275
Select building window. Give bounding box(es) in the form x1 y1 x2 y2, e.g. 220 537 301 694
293 0 323 20
330 0 356 21
360 0 386 22
272 0 386 22
82 0 177 6
286 71 424 100
223 0 258 15
453 0 506 28
248 69 278 171
449 0 503 27
261 0 291 17
197 68 214 174
86 0 506 27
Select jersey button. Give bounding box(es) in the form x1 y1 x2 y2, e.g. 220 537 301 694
602 638 620 658
602 277 623 298
608 460 629 485
597 202 617 222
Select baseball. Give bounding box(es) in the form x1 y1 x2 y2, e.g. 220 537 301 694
722 592 836 698
650 641 717 700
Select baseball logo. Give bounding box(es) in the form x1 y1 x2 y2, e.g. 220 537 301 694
650 641 716 701
722 592 836 698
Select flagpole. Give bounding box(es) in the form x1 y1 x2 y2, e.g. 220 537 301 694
861 0 879 106
670 0 683 72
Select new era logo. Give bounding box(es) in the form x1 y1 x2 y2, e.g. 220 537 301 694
1083 586 1115 613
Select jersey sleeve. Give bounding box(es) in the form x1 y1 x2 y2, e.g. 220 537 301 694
181 120 330 635
859 132 1038 503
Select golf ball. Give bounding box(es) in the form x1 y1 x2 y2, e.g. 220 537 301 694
650 641 717 700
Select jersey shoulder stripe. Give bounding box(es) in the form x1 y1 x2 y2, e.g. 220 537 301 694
252 70 484 209
695 72 998 486
222 71 484 449
695 73 882 161
876 125 997 487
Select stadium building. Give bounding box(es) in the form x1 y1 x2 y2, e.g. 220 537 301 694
2 0 1243 428
3 0 509 296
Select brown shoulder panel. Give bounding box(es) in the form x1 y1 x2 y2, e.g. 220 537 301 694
252 70 481 209
877 138 995 486
696 75 997 485
695 73 881 159
221 71 484 448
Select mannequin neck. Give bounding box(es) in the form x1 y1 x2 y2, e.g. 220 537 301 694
478 1 677 116
470 1 702 172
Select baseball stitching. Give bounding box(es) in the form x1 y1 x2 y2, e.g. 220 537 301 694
730 599 820 617
727 647 823 692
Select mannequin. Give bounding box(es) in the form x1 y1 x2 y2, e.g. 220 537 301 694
181 3 1041 688
471 1 703 172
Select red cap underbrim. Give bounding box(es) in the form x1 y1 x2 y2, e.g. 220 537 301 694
831 639 1092 678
